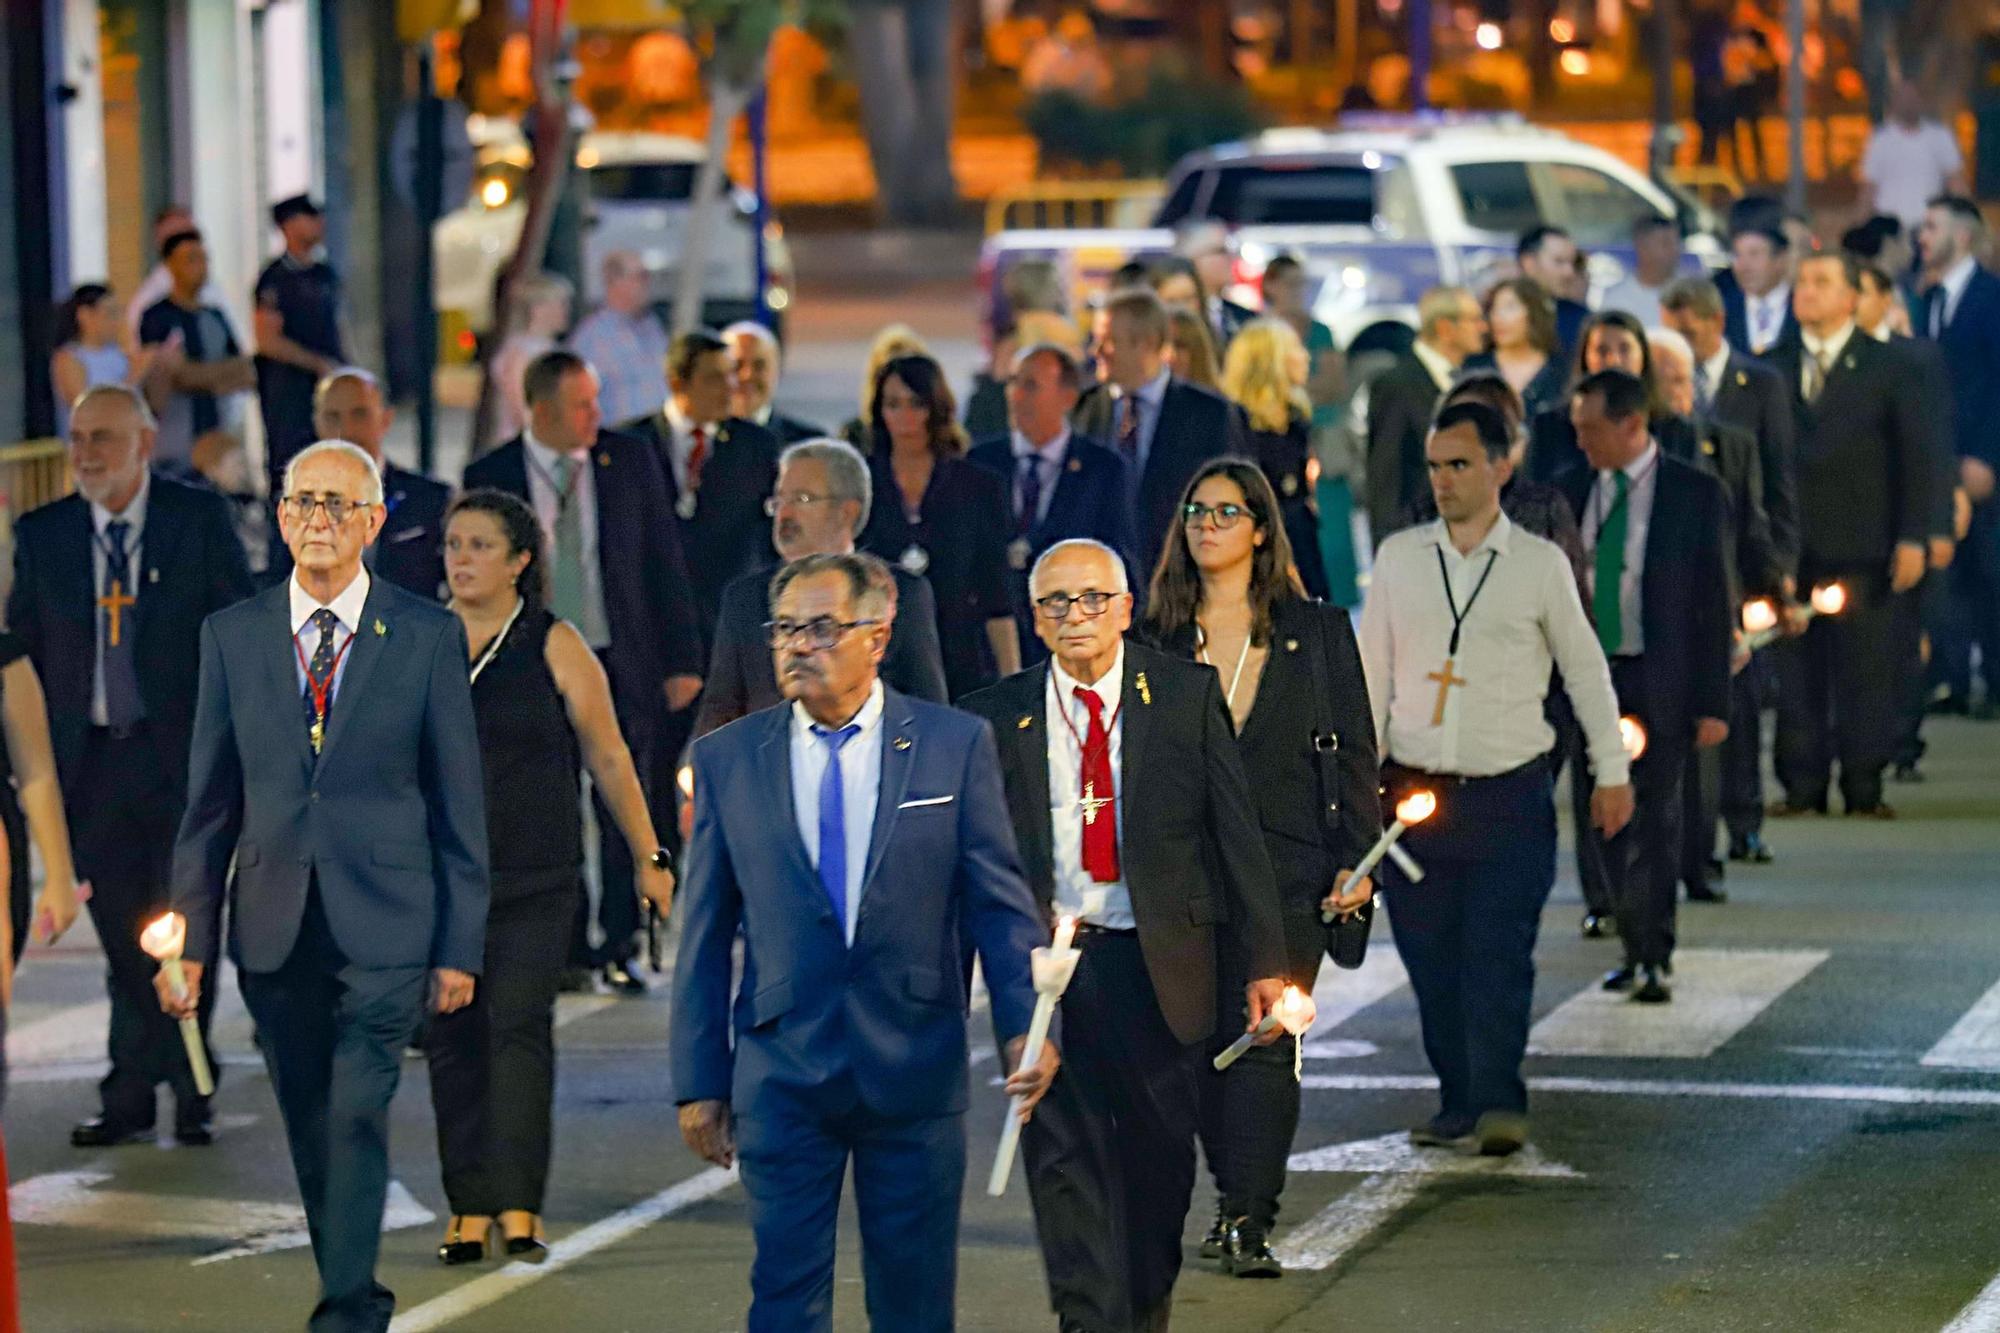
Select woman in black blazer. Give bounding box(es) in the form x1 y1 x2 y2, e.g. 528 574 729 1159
1143 457 1381 1277
857 354 1020 698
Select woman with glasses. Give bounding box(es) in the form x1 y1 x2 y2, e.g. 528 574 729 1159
425 489 673 1266
1142 459 1381 1278
858 354 1019 698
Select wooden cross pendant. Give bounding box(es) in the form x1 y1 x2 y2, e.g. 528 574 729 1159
1425 656 1468 726
1078 781 1112 826
98 578 135 647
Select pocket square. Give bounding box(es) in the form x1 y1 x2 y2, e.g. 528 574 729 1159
898 795 954 810
386 526 429 544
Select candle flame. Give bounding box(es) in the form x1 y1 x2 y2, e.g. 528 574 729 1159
139 911 186 961
1395 790 1438 825
1810 582 1847 617
677 765 694 799
1273 983 1318 1036
1741 599 1778 635
1620 715 1648 761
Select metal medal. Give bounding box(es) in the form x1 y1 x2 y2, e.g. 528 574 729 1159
900 543 930 576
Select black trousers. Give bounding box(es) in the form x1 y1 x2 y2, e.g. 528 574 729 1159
426 876 576 1216
1721 656 1768 841
70 727 215 1125
1024 932 1197 1333
1584 657 1687 968
1933 500 1999 704
1775 586 1911 812
1901 572 1949 766
1680 737 1722 892
1567 720 1615 917
242 888 427 1333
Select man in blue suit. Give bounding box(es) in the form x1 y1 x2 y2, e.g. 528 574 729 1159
162 440 489 1333
671 551 1055 1333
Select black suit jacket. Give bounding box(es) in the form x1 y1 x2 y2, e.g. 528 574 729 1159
966 431 1138 660
8 476 253 806
1363 353 1445 546
1074 378 1250 586
1723 281 1800 357
1705 349 1800 580
765 410 826 445
959 643 1286 1046
1765 332 1941 579
1560 455 1733 747
622 411 782 640
1925 265 2000 469
1660 413 1779 600
464 433 703 745
690 563 949 741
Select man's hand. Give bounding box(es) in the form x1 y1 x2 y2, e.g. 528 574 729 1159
1931 536 1958 571
638 860 675 918
431 968 476 1015
664 674 703 712
155 959 205 1021
1891 542 1927 594
1730 635 1752 676
33 873 81 944
1245 977 1287 1045
1320 870 1373 919
679 1099 735 1167
1962 456 1995 504
1695 717 1729 749
1956 487 1975 542
1591 784 1636 838
1003 1035 1062 1120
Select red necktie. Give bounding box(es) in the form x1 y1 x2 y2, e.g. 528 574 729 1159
687 425 709 490
1074 686 1120 883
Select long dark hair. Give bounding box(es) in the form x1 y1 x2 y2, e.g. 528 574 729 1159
1145 457 1304 648
868 353 967 457
1571 309 1661 416
447 488 546 611
1484 276 1559 358
54 283 112 347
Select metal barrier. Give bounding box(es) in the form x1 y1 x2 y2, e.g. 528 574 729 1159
0 440 73 598
984 181 1166 236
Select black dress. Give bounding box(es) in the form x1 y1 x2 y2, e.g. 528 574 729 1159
0 631 30 963
1245 413 1331 601
426 605 583 1217
860 454 1014 700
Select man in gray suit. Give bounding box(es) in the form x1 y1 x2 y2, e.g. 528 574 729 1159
161 439 489 1333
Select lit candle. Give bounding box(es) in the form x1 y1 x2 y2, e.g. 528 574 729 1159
1619 715 1648 762
1213 984 1317 1071
1741 583 1846 652
139 912 215 1097
988 916 1083 1196
1810 582 1847 617
1322 790 1437 924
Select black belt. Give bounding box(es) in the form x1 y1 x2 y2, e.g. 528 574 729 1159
1383 755 1546 790
1071 921 1137 940
90 721 148 742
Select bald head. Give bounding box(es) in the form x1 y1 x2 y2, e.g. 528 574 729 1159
313 368 394 460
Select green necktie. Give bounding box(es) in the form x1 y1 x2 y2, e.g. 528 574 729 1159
1594 470 1630 655
550 456 587 626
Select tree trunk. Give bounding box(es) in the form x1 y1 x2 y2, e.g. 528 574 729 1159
849 0 961 227
1168 0 1235 83
674 76 752 339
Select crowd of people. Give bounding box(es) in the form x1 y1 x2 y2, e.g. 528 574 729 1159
0 170 1989 1333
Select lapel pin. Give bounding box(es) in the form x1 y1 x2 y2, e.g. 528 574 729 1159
1135 672 1152 706
597 452 611 466
1702 439 1717 455
892 736 912 751
1017 715 1034 730
1285 638 1299 652
147 568 159 584
1067 457 1082 473
1736 370 1748 386
1845 356 1857 370
373 619 387 637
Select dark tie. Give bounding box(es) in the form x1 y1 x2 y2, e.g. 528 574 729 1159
100 520 144 730
1016 454 1042 535
302 607 340 745
1116 396 1141 468
688 424 709 491
1593 472 1630 656
813 723 860 933
1803 347 1832 406
1074 687 1120 883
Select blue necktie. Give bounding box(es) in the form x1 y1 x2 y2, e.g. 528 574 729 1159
100 520 144 730
813 723 860 933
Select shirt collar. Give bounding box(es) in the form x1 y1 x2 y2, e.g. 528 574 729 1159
1120 367 1172 409
290 566 371 637
1050 640 1126 715
752 403 774 427
1942 256 1978 305
665 397 715 437
90 472 151 538
1869 321 1895 343
1412 339 1457 391
1427 510 1512 559
791 678 886 740
1605 440 1661 484
524 427 589 466
1701 342 1732 387
1753 281 1792 310
1801 322 1856 361
1012 426 1070 462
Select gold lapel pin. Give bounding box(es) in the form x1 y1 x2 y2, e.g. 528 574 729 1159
148 568 159 584
1736 370 1748 386
1702 440 1716 455
1067 458 1082 473
1136 672 1152 705
892 736 912 751
1017 715 1033 730
1845 356 1857 370
597 452 611 466
1285 638 1299 652
373 619 387 637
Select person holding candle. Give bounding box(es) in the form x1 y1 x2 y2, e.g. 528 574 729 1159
1358 402 1634 1155
8 383 252 1150
161 439 489 1333
1143 459 1382 1277
960 538 1289 1331
670 551 1053 1333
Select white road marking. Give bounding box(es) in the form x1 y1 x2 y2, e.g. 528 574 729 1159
191 1182 433 1265
1942 1268 2000 1333
1300 1072 2000 1107
1923 978 2000 1072
387 1166 738 1333
1526 949 1828 1058
1306 947 1411 1039
553 994 618 1029
5 999 110 1066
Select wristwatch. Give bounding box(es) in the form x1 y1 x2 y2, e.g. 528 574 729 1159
648 848 673 871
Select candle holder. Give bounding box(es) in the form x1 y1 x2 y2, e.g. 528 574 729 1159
987 917 1083 1197
1213 984 1317 1071
1741 582 1846 652
1323 790 1436 924
139 912 215 1097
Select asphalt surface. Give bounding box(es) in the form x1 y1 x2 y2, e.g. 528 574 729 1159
10 711 2000 1333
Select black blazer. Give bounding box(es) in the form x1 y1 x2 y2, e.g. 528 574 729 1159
7 476 253 805
1764 332 1942 578
1706 349 1800 581
1924 265 2000 469
766 410 827 445
959 643 1287 1045
1074 377 1251 585
621 411 782 639
1363 353 1444 547
1661 413 1779 601
690 563 949 741
1723 279 1800 357
1462 350 1568 421
1246 416 1333 601
1560 455 1733 747
966 431 1138 661
465 432 704 744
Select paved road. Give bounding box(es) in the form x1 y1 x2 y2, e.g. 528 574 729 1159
11 712 2000 1333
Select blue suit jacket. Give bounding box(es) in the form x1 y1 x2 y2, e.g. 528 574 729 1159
1926 265 2000 469
670 689 1042 1121
170 577 490 974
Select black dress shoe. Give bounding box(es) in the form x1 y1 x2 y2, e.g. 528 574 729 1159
1199 1205 1231 1260
504 1232 549 1263
1222 1219 1282 1278
71 1116 153 1148
1475 1111 1528 1157
174 1117 214 1147
1768 800 1826 818
600 961 647 995
1893 761 1925 784
1708 857 1727 881
437 1217 489 1266
1728 833 1775 863
1581 913 1612 939
1844 802 1897 820
1409 1116 1476 1148
1631 965 1672 1004
1686 885 1728 904
1601 965 1638 993
1927 695 1970 717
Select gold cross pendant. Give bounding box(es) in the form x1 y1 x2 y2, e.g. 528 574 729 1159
1079 781 1112 825
98 578 135 647
310 718 325 754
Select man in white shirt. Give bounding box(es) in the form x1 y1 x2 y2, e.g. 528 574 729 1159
1359 401 1633 1155
1861 82 1968 233
1601 215 1684 326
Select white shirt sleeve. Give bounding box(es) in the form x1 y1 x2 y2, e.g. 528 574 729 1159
1860 130 1886 185
1541 551 1629 786
1358 552 1395 757
1935 125 1965 177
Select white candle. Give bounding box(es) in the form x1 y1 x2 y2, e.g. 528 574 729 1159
987 917 1082 1197
1741 583 1846 652
140 912 215 1097
1322 790 1437 923
1213 984 1317 1071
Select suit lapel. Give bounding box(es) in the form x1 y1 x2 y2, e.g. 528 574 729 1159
132 487 181 645
1118 647 1156 814
1037 446 1087 546
492 440 532 499
755 704 821 895
319 580 391 760
264 586 315 776
1011 672 1055 902
58 499 95 628
860 692 917 900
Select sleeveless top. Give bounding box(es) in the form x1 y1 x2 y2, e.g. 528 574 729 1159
469 605 583 879
54 343 132 436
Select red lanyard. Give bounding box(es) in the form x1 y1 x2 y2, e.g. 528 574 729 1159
1055 685 1123 784
293 623 358 747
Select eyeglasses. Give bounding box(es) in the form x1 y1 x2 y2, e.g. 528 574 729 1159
1033 591 1121 620
764 617 881 651
763 492 843 517
1181 502 1250 530
282 494 372 526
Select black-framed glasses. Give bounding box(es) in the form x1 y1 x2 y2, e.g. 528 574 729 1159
764 617 881 651
1033 591 1120 620
763 492 844 517
282 493 372 526
1181 501 1250 530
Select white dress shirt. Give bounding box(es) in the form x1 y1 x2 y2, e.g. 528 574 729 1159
1933 255 1978 335
790 681 885 945
1411 339 1458 393
1581 441 1662 657
1359 514 1628 785
1697 342 1733 412
289 566 370 703
1046 645 1134 929
1746 283 1793 354
1799 322 1856 400
1010 426 1070 526
522 427 609 648
661 398 712 496
1112 368 1173 473
89 477 150 727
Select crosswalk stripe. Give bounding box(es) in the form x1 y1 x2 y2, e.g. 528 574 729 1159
1943 1267 2000 1333
1527 949 1829 1058
5 999 111 1067
1306 946 1411 1042
1922 978 2000 1072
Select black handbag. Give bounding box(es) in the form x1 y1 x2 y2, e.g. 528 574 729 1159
1303 605 1373 969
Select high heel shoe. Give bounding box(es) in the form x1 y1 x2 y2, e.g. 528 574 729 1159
500 1213 549 1263
437 1216 490 1266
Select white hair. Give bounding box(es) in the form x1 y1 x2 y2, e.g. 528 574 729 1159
1644 325 1694 368
1030 538 1130 595
779 437 872 534
721 320 780 357
69 382 157 432
282 439 384 505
